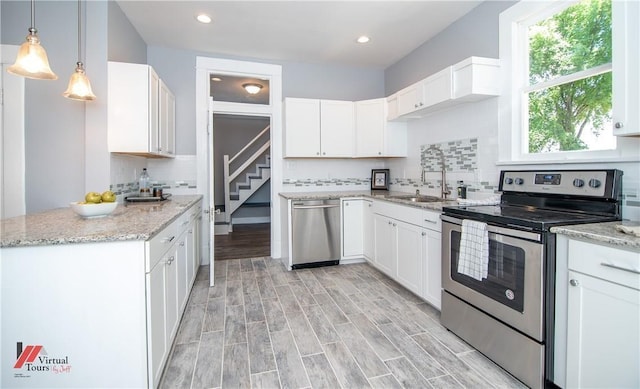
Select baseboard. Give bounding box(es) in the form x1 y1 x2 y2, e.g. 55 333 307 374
233 216 271 225
214 224 229 235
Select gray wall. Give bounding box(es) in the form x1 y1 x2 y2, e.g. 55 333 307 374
2 1 86 213
147 45 386 155
107 0 147 64
384 1 516 94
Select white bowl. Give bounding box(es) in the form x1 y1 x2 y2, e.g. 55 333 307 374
70 201 117 218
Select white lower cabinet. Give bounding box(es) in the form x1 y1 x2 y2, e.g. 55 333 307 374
363 200 374 261
373 213 398 277
395 220 424 297
369 201 442 309
342 199 364 258
562 238 640 389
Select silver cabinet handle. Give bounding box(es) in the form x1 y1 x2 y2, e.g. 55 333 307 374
392 223 397 227
601 262 640 275
180 242 185 247
167 256 175 265
424 219 437 224
569 279 579 287
615 122 624 129
161 236 175 243
421 232 426 236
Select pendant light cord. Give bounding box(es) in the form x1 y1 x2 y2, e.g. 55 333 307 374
30 0 35 29
77 0 82 64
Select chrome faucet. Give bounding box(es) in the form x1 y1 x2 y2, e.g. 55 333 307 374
422 145 451 199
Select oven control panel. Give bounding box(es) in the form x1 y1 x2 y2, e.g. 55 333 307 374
500 170 610 197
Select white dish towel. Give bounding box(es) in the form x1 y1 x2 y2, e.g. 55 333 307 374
457 219 489 281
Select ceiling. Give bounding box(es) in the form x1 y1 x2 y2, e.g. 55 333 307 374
115 1 483 69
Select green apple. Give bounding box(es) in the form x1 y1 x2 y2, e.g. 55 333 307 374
85 192 102 204
101 190 116 203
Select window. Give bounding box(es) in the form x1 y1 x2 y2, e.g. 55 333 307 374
498 0 639 162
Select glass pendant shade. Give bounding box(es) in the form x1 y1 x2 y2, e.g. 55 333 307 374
63 62 96 101
7 28 58 80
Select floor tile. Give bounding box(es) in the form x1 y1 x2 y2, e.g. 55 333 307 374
192 330 224 388
160 342 198 389
302 353 341 389
270 329 311 388
175 303 205 345
322 341 371 389
284 310 323 356
246 321 277 374
250 370 281 389
161 263 525 389
224 304 247 345
222 342 251 388
334 322 389 378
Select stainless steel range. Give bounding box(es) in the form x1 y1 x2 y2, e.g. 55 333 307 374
440 169 623 389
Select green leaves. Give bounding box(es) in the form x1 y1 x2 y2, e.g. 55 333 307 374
527 0 612 153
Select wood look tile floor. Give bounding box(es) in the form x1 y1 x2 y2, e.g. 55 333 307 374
160 259 527 389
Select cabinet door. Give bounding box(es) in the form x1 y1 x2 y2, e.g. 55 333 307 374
284 98 321 157
149 69 160 154
164 248 179 343
612 0 640 136
566 270 640 388
342 199 364 258
422 67 452 108
159 80 175 156
373 214 396 277
176 233 188 313
397 83 423 116
395 221 423 297
146 259 166 389
422 228 442 310
355 99 384 157
363 201 374 261
320 100 354 157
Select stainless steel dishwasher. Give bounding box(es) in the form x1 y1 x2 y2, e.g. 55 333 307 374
291 199 341 269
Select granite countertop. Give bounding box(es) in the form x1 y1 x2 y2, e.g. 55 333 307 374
0 195 203 248
551 221 640 251
279 190 458 211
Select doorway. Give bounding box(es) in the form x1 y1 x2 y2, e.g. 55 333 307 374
195 57 283 286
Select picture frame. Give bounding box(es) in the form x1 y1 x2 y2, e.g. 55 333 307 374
371 169 390 190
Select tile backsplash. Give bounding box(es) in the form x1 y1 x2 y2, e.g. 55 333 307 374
421 138 478 172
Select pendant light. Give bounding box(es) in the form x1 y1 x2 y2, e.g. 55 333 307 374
63 0 96 101
7 0 57 80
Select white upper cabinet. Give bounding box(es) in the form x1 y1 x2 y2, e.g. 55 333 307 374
108 61 176 158
284 98 354 158
389 56 500 121
355 98 407 158
612 0 640 136
320 100 355 157
284 98 321 157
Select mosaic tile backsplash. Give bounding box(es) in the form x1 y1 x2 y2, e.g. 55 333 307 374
421 138 477 172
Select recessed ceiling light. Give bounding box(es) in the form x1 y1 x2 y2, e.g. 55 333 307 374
211 77 222 82
196 14 212 24
356 36 370 44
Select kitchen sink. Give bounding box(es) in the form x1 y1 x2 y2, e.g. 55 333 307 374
387 194 445 203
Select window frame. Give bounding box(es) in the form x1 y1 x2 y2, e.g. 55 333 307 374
498 0 634 164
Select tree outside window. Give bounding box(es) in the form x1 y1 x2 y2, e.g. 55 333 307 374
525 0 614 153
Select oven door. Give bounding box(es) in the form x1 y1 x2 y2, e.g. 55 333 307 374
441 215 544 341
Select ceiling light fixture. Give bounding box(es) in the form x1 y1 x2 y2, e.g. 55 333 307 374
63 0 96 101
243 83 263 95
356 36 371 44
211 77 222 82
196 14 212 24
7 0 57 80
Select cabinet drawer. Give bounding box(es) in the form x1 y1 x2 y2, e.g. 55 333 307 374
422 210 442 232
568 239 640 290
147 220 179 272
373 200 423 227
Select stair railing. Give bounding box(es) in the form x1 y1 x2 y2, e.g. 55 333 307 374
223 125 271 223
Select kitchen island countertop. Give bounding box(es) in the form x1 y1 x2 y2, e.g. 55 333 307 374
279 190 457 211
551 221 640 251
0 195 202 248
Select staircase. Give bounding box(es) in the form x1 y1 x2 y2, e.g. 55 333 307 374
221 125 271 233
228 155 271 213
